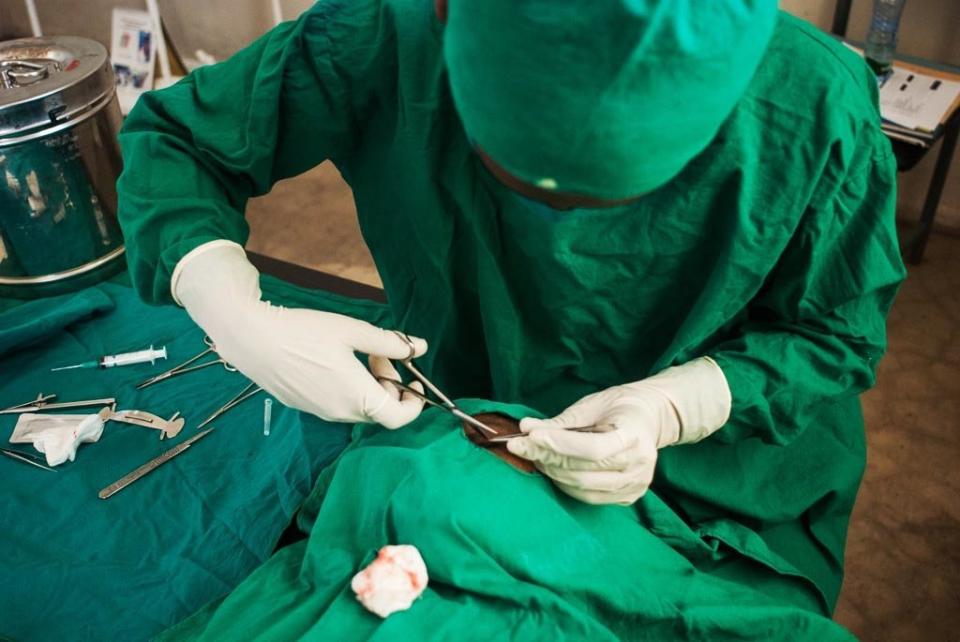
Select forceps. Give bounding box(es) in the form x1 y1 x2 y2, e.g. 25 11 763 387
0 393 116 414
197 382 264 429
137 336 237 389
377 332 498 437
1 448 57 472
483 422 616 443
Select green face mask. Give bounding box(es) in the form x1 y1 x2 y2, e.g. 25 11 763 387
507 190 569 220
505 188 634 221
444 0 778 200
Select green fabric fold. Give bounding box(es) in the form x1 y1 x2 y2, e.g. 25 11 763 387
0 278 392 641
160 401 854 641
0 287 114 358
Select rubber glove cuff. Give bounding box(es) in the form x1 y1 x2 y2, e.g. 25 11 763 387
641 356 731 445
171 239 253 307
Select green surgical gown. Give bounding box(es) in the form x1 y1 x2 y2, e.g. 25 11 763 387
116 0 905 621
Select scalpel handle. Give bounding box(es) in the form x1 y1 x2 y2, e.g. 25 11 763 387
98 429 214 499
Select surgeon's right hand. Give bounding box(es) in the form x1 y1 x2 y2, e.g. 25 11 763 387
171 240 428 428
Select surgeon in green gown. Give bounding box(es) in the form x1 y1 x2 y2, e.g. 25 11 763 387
116 0 905 629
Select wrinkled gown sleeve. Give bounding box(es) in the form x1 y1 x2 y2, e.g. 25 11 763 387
117 3 376 304
710 123 905 445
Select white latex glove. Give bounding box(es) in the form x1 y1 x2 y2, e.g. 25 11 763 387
506 358 731 505
172 240 427 428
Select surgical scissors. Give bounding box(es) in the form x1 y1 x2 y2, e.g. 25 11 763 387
378 333 616 443
382 373 614 443
136 336 237 390
377 332 498 437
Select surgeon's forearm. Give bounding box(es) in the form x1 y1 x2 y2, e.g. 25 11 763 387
116 60 267 304
116 9 364 305
707 288 897 445
118 95 251 305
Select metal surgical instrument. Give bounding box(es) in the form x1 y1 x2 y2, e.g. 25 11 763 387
109 410 185 440
378 332 498 437
1 447 57 472
98 428 215 499
136 336 236 389
197 382 264 429
483 423 617 443
0 393 117 414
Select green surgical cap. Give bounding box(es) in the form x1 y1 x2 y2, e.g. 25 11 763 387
444 1 779 199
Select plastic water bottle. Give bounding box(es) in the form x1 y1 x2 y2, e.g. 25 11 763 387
864 0 907 76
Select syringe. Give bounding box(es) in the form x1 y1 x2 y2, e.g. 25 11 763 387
51 345 168 371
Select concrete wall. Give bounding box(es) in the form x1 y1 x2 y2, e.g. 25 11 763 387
2 0 958 229
0 0 277 61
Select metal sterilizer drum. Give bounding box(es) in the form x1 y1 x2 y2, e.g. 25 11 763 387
0 36 124 297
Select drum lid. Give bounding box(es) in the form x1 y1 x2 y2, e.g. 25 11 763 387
0 36 113 140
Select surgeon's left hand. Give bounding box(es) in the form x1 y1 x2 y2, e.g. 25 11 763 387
506 357 731 505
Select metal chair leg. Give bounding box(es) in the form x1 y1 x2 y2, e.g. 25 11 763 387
905 113 960 265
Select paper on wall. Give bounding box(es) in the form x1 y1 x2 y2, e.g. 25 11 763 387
110 8 156 115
